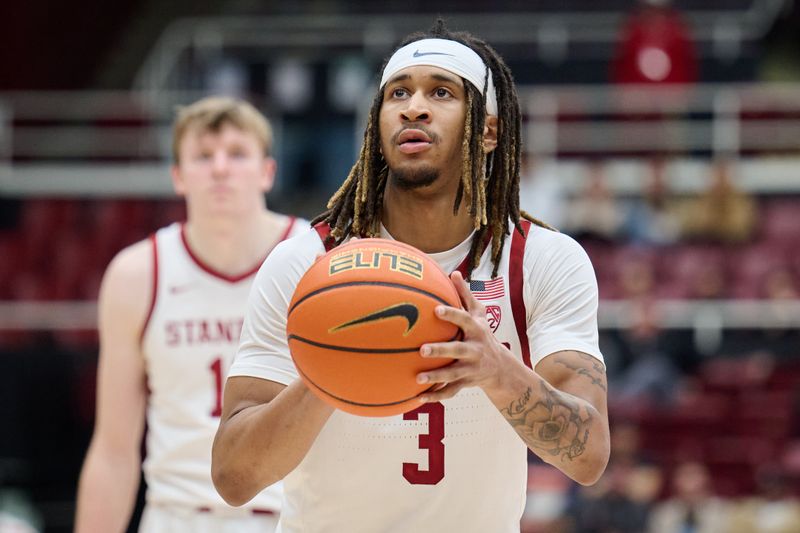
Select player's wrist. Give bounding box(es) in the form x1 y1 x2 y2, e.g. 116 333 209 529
292 379 335 414
482 350 529 402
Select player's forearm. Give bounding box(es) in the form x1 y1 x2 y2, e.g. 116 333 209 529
212 380 333 506
74 444 141 533
490 370 609 485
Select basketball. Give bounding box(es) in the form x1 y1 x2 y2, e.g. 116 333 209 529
287 238 462 417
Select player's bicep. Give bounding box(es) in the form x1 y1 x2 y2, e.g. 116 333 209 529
220 376 286 422
535 350 607 416
526 237 603 367
92 244 151 451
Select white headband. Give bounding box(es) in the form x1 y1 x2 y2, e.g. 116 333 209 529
380 38 498 116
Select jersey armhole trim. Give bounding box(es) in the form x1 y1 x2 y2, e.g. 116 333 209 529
279 215 297 242
138 232 159 346
314 221 335 251
248 215 300 275
510 220 532 369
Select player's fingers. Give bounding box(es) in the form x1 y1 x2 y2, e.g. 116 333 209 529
420 340 473 360
433 305 483 337
450 271 485 317
417 360 473 386
418 380 466 403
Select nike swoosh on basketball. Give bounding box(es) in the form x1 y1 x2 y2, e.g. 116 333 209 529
413 50 455 58
330 303 419 336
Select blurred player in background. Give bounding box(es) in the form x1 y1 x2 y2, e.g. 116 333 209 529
75 96 306 533
212 21 610 532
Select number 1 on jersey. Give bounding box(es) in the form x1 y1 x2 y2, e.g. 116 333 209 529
402 402 445 485
210 357 223 417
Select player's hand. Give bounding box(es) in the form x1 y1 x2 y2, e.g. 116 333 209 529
416 270 516 402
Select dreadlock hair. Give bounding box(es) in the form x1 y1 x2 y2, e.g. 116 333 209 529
312 19 552 278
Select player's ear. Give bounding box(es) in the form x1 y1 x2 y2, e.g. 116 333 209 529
261 156 277 193
482 115 498 154
171 164 187 196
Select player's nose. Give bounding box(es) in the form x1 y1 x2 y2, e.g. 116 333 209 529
400 91 430 123
210 151 230 178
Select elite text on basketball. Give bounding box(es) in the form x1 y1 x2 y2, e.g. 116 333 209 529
328 249 424 280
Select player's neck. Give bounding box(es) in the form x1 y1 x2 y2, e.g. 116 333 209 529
381 184 473 253
183 211 285 275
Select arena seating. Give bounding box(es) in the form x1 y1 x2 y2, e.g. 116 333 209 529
580 200 800 301
3 195 797 307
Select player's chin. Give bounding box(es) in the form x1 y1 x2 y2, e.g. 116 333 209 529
206 202 242 218
389 164 440 190
208 193 246 208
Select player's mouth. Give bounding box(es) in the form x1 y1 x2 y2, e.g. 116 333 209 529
396 129 433 154
210 184 232 195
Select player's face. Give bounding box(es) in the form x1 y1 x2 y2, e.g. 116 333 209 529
171 123 275 216
379 65 467 191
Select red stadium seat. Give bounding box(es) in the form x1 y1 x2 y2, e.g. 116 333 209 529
760 200 800 245
727 244 788 299
662 245 726 299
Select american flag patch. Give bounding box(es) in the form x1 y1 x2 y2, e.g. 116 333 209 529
469 277 505 301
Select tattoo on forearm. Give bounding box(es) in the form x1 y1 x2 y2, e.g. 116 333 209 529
501 383 592 462
554 353 607 392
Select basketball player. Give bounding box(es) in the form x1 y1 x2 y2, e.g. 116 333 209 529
75 97 306 533
213 22 610 532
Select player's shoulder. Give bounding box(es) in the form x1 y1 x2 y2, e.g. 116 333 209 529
525 223 585 254
257 224 324 277
97 236 156 321
283 216 312 239
271 223 324 257
106 237 153 280
109 222 177 273
522 223 592 270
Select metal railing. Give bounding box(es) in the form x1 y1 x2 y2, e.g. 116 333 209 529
2 83 800 195
0 90 245 196
522 83 800 157
133 1 787 93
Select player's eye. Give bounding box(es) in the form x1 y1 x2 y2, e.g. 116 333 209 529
434 87 452 98
391 87 409 99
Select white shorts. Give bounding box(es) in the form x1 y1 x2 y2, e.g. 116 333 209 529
139 503 279 533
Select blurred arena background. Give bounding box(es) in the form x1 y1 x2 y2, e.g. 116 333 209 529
2 1 800 531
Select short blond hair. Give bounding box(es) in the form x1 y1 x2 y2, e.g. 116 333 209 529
172 96 273 162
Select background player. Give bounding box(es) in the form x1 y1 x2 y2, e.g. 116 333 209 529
75 96 306 532
211 22 610 532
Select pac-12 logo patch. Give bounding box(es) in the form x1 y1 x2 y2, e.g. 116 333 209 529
485 305 501 332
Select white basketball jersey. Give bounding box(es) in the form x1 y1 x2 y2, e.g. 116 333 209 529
141 219 306 511
278 223 531 533
232 219 603 533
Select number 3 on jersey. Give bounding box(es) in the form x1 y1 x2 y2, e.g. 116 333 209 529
402 402 445 485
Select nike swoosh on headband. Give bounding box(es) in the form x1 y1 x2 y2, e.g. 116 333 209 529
413 50 455 58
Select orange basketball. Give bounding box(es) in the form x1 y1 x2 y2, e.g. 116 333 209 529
287 238 461 417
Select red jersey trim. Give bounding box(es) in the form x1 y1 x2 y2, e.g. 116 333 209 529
139 233 159 346
510 220 532 369
179 217 296 283
279 216 297 243
314 221 335 252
